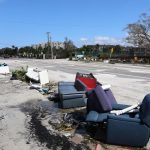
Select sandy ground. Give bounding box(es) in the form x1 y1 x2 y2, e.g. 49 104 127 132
0 76 45 150
0 58 150 150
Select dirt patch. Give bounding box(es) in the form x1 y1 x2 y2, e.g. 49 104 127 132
28 111 90 150
20 100 91 150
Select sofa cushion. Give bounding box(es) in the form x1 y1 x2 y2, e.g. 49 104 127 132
87 85 113 113
86 111 109 122
87 90 103 113
105 89 117 104
58 84 77 94
94 85 112 112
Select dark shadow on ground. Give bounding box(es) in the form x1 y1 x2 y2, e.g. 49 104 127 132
17 99 91 150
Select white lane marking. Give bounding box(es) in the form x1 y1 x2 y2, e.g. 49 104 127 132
95 69 106 72
129 70 150 73
108 72 150 80
44 66 53 68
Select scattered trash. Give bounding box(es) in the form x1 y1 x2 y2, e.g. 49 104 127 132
29 83 42 89
26 67 41 82
26 67 55 95
48 92 60 102
39 70 49 85
27 67 52 95
26 67 49 85
0 63 7 66
63 132 72 137
37 87 50 95
29 81 57 95
63 111 86 126
0 63 10 74
0 115 4 120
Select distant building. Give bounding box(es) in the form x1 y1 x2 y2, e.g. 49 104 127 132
32 42 65 49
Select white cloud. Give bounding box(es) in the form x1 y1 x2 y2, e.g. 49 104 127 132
94 36 120 45
93 36 132 46
80 37 88 42
77 36 131 48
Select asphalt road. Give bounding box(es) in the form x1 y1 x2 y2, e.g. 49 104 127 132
1 58 150 81
46 61 150 81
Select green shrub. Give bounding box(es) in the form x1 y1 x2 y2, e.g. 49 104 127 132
12 67 27 81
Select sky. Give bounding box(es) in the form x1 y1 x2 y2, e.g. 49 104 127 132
0 0 150 48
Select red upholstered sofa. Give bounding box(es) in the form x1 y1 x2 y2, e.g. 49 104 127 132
75 72 98 91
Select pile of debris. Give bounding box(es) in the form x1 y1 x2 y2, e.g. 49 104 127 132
55 72 150 148
8 66 150 149
26 67 57 95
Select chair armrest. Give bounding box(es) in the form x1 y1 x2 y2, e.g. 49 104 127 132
112 103 131 110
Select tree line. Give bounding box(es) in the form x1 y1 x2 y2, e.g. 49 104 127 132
0 11 150 60
0 38 76 59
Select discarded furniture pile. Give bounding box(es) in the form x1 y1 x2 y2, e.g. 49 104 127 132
5 66 150 148
57 72 150 148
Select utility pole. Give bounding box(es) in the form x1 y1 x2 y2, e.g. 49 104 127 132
46 32 53 59
50 35 53 59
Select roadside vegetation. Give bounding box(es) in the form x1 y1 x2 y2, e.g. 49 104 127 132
11 67 27 81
